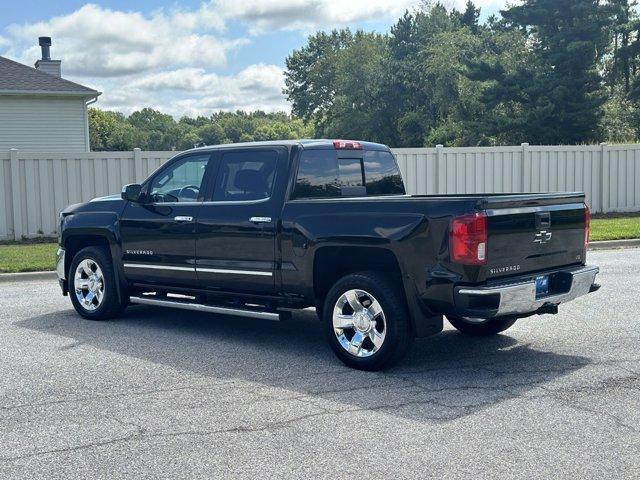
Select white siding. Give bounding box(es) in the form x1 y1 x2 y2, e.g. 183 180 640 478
0 95 89 152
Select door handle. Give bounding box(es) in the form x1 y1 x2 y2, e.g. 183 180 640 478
250 217 272 224
174 216 194 222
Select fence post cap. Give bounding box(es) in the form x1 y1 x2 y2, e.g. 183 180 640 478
521 142 529 146
436 144 444 149
600 142 607 146
133 147 141 152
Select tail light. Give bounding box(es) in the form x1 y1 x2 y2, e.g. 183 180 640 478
333 140 363 150
584 204 590 251
450 213 487 265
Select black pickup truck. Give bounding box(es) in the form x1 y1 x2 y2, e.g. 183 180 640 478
56 139 600 370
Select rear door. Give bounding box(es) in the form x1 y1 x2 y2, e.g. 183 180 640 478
195 147 288 294
484 194 587 279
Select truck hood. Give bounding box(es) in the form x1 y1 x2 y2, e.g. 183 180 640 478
90 194 122 202
62 194 126 216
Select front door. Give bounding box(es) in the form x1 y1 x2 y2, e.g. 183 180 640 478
120 152 213 286
196 147 287 294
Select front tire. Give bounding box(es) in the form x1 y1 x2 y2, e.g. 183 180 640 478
323 272 414 371
69 246 127 320
446 315 517 336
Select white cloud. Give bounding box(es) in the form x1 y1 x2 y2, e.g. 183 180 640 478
0 0 509 116
95 64 288 117
451 0 508 10
217 0 509 33
4 3 239 77
217 0 419 33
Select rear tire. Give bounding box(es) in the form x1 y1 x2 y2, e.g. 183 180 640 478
323 272 414 371
447 315 517 336
69 246 127 320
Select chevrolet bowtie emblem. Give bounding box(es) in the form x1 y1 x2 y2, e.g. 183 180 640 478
534 230 552 244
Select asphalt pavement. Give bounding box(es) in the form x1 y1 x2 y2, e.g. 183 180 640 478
0 248 638 479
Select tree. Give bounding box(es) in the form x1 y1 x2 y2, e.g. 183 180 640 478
318 32 392 141
128 108 175 133
89 109 313 151
196 123 225 146
88 108 148 151
89 109 124 151
488 0 612 144
91 2 640 149
458 1 481 33
284 29 354 126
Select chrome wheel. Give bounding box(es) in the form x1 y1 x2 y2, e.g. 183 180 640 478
332 289 386 358
74 259 105 312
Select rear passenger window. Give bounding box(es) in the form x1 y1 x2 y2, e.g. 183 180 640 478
364 151 405 196
292 150 339 199
214 150 278 201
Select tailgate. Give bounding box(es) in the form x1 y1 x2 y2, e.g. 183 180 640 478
482 193 587 279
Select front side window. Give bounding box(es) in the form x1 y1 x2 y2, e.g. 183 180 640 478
149 154 210 203
213 150 278 201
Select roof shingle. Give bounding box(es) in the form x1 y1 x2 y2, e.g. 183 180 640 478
0 56 99 96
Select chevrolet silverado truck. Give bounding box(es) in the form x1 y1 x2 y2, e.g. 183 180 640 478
56 139 600 370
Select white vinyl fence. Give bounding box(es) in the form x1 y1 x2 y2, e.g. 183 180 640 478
394 143 640 214
1 143 639 240
0 148 175 240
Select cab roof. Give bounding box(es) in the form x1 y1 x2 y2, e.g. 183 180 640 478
188 139 390 153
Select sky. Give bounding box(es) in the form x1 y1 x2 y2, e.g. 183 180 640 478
0 0 507 118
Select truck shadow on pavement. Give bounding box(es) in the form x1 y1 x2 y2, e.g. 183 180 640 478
19 305 590 423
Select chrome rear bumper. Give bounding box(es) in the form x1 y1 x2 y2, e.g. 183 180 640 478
454 265 599 318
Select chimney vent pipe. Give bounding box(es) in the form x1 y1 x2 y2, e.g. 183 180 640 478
38 36 51 60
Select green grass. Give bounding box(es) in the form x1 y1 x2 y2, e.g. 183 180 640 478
0 217 638 273
0 242 58 273
590 216 640 242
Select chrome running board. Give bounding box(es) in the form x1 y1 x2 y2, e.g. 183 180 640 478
130 296 281 321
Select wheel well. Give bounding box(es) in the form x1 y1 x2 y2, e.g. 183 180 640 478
313 246 402 303
64 235 110 276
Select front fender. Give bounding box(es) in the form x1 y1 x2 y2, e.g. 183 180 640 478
60 211 125 302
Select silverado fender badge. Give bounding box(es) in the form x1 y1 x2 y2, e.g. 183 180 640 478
126 249 154 255
534 230 553 244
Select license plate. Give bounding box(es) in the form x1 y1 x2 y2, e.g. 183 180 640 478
535 275 549 298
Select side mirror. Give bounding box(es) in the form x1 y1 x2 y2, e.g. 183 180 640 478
122 184 143 203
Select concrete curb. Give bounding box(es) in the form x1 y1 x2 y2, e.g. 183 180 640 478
0 239 638 283
0 271 58 283
589 238 640 250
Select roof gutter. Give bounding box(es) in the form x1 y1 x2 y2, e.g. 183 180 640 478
0 89 101 98
85 96 99 106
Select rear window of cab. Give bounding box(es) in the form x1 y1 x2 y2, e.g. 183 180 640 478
292 149 405 199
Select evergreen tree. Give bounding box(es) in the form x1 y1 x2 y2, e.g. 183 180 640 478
459 1 481 33
493 0 609 143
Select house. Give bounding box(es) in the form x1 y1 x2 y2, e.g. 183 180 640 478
0 37 100 152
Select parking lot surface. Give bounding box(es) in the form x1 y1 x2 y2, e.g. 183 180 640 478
1 249 638 479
